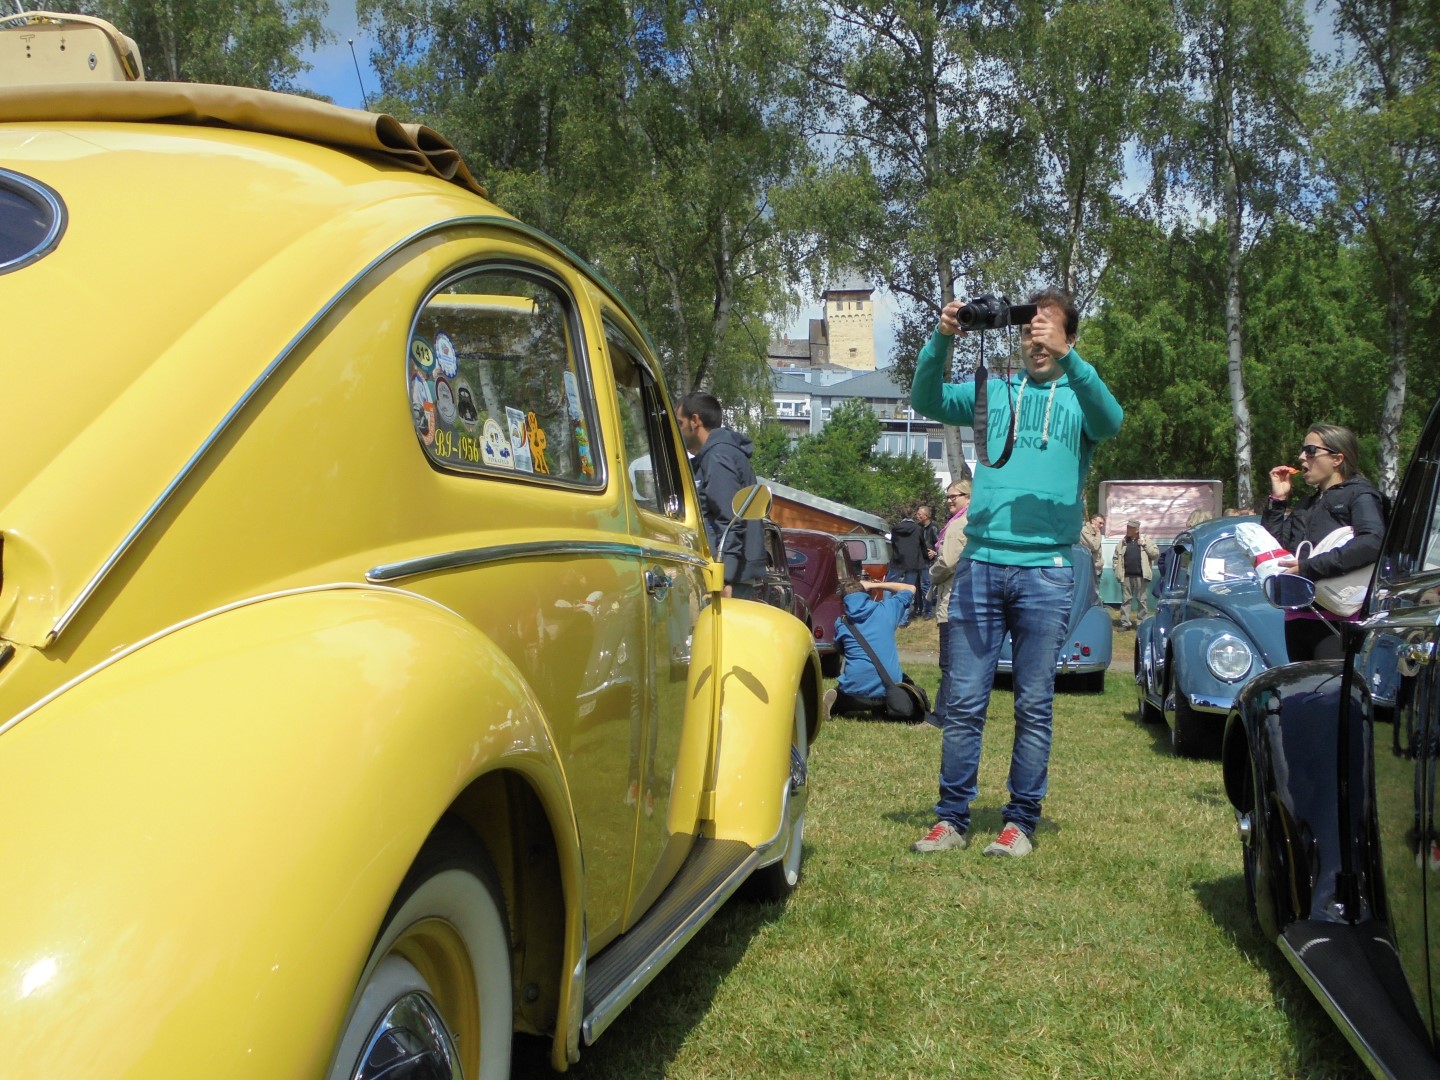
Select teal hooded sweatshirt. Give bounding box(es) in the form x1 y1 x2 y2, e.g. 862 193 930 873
911 328 1123 568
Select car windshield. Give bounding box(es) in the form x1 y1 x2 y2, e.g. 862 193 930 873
1199 536 1255 584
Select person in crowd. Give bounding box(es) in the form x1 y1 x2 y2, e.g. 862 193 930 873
908 287 1123 859
1264 424 1386 661
916 505 940 619
1079 513 1105 585
1112 520 1159 629
678 391 764 598
888 509 925 627
924 479 972 729
826 579 920 720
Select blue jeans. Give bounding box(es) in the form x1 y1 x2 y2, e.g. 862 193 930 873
935 559 1074 837
936 618 952 720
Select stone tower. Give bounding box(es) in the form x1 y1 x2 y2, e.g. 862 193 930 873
822 274 875 371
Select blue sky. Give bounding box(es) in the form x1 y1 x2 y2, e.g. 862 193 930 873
294 1 375 110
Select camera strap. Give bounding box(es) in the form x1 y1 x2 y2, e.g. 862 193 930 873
972 337 1020 470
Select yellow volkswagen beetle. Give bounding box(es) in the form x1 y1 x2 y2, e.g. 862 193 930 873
0 13 822 1079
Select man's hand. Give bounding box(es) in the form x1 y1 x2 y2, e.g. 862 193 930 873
938 299 965 337
1027 306 1071 359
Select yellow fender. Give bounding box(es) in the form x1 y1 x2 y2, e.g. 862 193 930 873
706 598 822 847
0 586 583 1080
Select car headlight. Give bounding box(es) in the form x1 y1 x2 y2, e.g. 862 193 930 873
1206 633 1253 682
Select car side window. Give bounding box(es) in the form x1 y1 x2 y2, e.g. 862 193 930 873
1172 544 1192 594
606 320 686 518
408 267 602 486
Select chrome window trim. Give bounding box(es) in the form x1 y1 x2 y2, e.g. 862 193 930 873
0 168 66 275
48 215 631 643
368 540 711 583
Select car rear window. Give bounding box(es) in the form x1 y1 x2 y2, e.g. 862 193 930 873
0 170 64 274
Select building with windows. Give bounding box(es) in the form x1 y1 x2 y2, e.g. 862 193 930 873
766 365 974 487
767 276 975 485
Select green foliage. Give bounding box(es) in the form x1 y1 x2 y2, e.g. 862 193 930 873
358 0 819 413
768 399 945 519
748 421 793 481
68 0 329 89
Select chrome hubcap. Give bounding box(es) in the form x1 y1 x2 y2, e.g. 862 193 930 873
354 990 462 1080
1235 811 1253 848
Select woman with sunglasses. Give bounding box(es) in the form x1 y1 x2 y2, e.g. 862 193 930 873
1263 424 1386 660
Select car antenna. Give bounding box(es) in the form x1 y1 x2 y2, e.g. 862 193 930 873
348 37 369 111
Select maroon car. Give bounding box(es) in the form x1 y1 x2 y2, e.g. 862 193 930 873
782 528 872 678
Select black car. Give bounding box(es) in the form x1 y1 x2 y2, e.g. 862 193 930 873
1224 395 1440 1078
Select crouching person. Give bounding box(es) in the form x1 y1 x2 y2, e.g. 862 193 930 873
828 579 924 721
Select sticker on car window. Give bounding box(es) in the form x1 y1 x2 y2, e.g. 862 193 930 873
435 332 458 379
506 406 535 473
435 378 458 426
410 336 436 375
482 418 512 468
528 412 550 474
454 378 479 430
410 375 436 446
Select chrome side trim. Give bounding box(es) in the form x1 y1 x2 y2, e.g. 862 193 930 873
12 582 450 739
47 213 653 643
368 541 710 582
581 782 790 1045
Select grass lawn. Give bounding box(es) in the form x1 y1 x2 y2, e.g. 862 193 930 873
523 657 1367 1079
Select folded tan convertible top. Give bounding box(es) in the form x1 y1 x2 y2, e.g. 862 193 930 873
0 81 488 198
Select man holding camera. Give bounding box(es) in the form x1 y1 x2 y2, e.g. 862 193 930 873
908 289 1122 858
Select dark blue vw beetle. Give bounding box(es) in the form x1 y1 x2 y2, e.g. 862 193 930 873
1220 395 1440 1078
1133 516 1286 756
997 544 1113 693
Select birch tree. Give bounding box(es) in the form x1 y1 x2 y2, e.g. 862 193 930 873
1149 0 1312 509
1317 0 1440 495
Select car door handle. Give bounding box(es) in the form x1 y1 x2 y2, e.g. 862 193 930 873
645 568 672 599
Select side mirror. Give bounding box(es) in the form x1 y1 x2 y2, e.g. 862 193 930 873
729 484 772 522
1264 573 1317 611
714 484 772 578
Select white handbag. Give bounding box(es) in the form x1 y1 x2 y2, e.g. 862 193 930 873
1296 526 1373 617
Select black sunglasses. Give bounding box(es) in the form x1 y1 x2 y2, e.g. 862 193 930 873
1299 444 1335 458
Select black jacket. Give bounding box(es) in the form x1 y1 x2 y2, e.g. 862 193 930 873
920 521 939 564
692 428 765 586
891 518 925 571
1261 475 1386 580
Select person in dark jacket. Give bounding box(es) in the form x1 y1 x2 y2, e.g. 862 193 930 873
1264 423 1386 661
916 505 940 618
679 391 765 597
888 511 925 626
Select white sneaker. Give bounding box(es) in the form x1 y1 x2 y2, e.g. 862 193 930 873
983 822 1034 858
910 821 969 853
